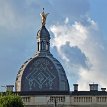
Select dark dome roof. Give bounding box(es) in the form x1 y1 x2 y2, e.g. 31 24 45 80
15 55 69 92
37 26 50 39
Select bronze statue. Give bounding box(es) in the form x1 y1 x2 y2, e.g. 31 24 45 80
40 8 49 26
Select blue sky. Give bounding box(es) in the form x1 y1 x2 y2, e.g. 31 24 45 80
0 0 107 91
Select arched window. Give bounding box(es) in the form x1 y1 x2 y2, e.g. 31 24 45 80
37 42 39 51
46 42 49 50
41 41 44 50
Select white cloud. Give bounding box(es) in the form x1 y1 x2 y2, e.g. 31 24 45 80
50 18 107 91
64 17 69 24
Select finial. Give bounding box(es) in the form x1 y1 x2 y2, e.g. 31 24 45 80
40 8 49 26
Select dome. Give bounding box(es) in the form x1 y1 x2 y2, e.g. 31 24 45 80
15 55 69 92
15 10 69 92
37 26 50 39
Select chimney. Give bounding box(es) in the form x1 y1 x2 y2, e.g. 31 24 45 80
6 85 14 92
89 84 98 91
73 84 78 91
101 88 106 91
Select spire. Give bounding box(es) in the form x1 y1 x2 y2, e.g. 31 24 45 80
36 9 50 55
40 8 49 26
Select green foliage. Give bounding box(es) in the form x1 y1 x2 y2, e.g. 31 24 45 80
0 92 24 107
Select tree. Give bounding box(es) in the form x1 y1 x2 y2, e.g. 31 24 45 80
0 92 24 107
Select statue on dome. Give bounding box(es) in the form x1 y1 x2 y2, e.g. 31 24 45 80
40 8 49 26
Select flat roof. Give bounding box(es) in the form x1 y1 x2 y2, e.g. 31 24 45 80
1 91 107 96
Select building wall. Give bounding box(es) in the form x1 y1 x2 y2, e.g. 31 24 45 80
21 94 107 107
71 95 107 107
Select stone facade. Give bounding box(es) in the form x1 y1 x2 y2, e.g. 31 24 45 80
20 92 107 107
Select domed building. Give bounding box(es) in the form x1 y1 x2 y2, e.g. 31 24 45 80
15 9 69 92
10 9 107 107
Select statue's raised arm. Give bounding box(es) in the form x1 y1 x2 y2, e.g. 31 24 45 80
40 8 49 26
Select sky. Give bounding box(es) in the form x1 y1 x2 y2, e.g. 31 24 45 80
0 0 107 91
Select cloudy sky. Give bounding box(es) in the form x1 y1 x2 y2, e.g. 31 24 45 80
0 0 107 91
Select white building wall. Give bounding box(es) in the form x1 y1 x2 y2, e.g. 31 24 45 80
22 95 107 107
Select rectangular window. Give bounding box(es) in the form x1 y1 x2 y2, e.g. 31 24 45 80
49 96 65 102
22 97 30 102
